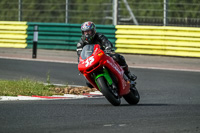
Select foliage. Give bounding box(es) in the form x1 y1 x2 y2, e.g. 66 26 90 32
0 0 199 25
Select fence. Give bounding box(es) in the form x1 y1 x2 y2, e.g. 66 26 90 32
118 0 200 27
0 0 200 27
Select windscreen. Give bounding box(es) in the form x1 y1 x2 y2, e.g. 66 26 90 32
80 44 95 59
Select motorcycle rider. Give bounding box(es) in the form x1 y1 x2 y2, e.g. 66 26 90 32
76 21 137 83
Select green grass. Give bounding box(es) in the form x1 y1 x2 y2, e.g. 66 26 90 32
0 79 64 96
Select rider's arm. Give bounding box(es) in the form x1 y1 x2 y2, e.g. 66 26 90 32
76 39 84 62
96 33 114 53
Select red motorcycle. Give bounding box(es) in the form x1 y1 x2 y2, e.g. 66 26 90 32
78 44 140 106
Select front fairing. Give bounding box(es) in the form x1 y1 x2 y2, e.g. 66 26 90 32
78 44 104 74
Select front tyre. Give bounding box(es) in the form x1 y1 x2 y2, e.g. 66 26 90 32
97 77 121 106
123 86 140 105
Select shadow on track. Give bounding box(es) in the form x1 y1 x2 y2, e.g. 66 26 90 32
118 103 174 107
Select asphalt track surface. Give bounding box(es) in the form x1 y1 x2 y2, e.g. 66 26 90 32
0 59 200 133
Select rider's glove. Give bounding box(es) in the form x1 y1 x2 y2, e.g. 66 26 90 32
104 46 112 54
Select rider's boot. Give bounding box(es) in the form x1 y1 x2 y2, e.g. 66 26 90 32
124 66 137 81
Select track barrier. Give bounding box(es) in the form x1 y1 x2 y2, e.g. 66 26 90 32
26 22 116 50
115 25 200 58
1 21 200 58
0 21 28 48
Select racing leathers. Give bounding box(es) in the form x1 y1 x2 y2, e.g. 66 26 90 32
76 33 137 81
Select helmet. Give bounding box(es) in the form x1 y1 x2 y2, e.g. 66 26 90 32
81 21 96 43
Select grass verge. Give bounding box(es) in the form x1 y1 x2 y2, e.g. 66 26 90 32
0 79 97 96
0 79 60 96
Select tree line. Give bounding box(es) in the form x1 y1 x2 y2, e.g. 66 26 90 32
0 0 199 26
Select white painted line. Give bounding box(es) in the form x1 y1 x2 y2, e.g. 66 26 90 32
43 83 85 88
0 96 43 101
104 124 114 127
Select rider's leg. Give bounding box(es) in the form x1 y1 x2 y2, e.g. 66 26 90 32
123 64 137 81
110 53 137 81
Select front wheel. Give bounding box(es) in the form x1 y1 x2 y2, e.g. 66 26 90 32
123 86 140 105
96 77 121 106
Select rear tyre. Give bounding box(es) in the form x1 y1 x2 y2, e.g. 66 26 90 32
123 86 140 105
97 77 121 106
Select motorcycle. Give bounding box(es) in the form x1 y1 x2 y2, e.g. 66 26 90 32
78 44 140 106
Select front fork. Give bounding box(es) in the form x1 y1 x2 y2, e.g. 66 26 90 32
93 67 116 92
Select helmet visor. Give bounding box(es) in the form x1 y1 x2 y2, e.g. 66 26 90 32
83 30 92 35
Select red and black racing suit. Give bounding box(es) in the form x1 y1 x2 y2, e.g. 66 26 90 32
76 33 128 68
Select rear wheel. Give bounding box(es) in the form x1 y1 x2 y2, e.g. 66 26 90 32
123 86 140 105
97 77 121 106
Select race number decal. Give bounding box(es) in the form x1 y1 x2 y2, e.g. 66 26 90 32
85 56 94 67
